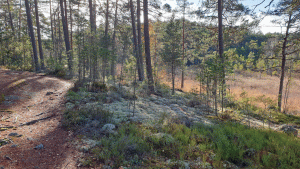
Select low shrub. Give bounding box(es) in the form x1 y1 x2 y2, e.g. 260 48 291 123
155 83 170 97
63 107 113 130
122 91 137 100
67 90 82 103
92 124 151 168
47 66 66 78
91 82 107 92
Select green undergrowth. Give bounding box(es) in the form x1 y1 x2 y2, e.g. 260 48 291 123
0 93 4 104
83 121 300 168
226 92 300 126
64 84 300 168
46 65 66 78
62 107 113 130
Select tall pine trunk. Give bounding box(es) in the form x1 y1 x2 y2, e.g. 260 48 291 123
181 12 185 88
34 0 45 70
60 0 73 76
111 0 119 82
278 14 292 112
129 0 142 81
25 0 40 72
103 0 110 83
7 0 14 32
218 0 224 112
137 0 144 81
143 0 154 93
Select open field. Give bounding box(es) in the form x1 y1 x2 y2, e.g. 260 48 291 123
116 64 300 115
157 68 300 115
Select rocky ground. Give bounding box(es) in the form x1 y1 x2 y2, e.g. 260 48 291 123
66 84 297 134
64 82 299 168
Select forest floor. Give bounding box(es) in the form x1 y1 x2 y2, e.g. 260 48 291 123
0 69 82 169
1 67 299 168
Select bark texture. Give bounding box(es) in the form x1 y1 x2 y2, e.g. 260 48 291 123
143 0 154 93
25 0 40 72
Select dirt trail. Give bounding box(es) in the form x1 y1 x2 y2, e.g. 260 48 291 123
0 69 80 169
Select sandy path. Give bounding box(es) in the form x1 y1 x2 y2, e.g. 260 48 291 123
0 69 81 169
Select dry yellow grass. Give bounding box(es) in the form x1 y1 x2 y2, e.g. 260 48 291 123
227 72 300 114
158 69 300 115
116 64 299 115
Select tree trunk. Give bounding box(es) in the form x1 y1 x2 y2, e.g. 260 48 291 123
53 12 57 62
50 0 54 46
172 60 175 95
181 13 185 88
111 0 119 83
34 0 45 70
64 0 68 31
129 0 142 82
58 12 62 64
89 0 96 32
102 0 110 83
278 14 292 112
25 0 40 72
105 0 109 36
88 0 97 81
69 1 73 50
218 0 225 111
7 0 14 32
60 0 73 76
143 0 154 93
18 0 21 40
137 0 144 81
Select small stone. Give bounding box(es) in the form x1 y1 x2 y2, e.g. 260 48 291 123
8 133 18 137
46 92 54 96
34 144 44 150
10 144 18 148
4 155 11 160
27 137 34 141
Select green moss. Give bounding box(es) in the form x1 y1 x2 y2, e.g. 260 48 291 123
0 94 4 104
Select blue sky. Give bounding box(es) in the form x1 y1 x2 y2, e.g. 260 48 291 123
161 0 283 34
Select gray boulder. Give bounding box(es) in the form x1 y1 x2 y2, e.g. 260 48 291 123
101 124 116 134
280 125 298 137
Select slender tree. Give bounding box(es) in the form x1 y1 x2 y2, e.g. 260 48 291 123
25 0 40 72
137 0 144 81
161 15 181 95
111 0 119 82
129 0 143 81
143 0 155 93
34 0 45 70
218 0 224 111
89 0 96 32
7 0 14 32
60 0 73 76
